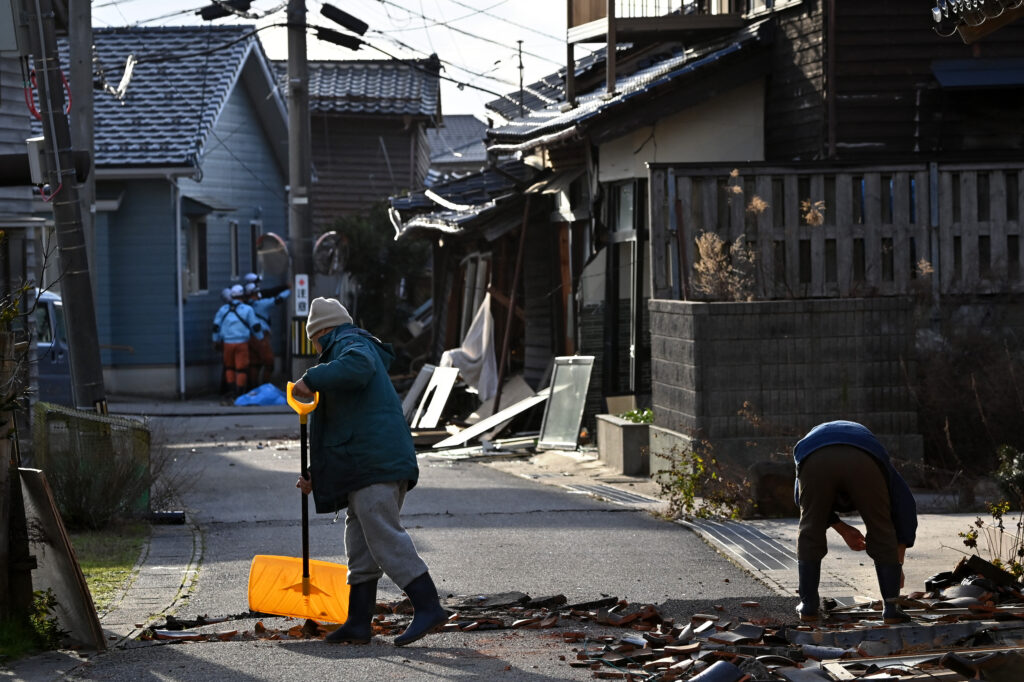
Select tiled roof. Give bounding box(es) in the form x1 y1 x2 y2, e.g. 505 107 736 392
486 20 772 150
485 47 608 122
66 25 267 168
390 159 536 238
274 59 441 117
426 115 488 165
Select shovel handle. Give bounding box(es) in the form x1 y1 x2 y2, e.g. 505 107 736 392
286 382 319 423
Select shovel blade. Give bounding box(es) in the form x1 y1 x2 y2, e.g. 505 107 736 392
248 555 350 623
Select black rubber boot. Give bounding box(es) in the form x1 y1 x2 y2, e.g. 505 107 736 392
875 563 911 624
325 579 377 644
796 560 821 622
394 572 448 646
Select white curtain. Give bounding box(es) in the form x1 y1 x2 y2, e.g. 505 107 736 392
440 293 498 402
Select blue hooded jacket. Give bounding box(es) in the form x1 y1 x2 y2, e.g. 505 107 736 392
793 420 917 548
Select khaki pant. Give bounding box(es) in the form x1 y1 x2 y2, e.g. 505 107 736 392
797 444 899 564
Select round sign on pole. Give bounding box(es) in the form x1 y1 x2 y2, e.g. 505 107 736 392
294 274 309 317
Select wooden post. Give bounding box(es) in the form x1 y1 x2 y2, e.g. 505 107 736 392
492 195 532 413
0 330 32 620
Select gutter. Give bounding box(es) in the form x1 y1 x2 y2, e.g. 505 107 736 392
96 166 196 180
170 176 186 400
487 124 585 155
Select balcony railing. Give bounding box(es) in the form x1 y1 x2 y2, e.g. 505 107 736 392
648 162 1024 300
568 0 746 43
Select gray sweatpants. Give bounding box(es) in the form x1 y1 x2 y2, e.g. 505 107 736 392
797 444 899 565
344 480 429 588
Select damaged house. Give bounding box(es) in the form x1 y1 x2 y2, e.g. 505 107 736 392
391 1 1024 472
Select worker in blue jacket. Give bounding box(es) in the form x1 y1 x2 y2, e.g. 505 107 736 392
793 420 917 624
292 297 447 647
245 280 290 386
212 284 263 400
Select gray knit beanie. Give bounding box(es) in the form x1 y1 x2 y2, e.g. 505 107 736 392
306 297 353 339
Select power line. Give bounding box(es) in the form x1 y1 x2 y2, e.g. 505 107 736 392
443 0 561 43
380 0 508 34
368 0 562 66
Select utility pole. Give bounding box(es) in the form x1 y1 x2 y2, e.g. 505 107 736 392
24 0 107 412
287 0 312 282
68 0 95 293
286 0 313 377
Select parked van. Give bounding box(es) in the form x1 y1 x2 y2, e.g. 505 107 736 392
29 289 73 406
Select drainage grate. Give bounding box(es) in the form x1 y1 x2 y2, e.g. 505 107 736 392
563 484 661 506
680 518 799 572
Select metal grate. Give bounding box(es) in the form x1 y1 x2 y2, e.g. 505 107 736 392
680 518 798 572
563 483 661 506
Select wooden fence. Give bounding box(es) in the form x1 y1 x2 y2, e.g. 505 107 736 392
649 162 1024 300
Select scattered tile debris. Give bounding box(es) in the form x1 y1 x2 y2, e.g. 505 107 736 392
135 555 1024 680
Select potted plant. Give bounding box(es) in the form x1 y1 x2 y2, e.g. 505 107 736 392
596 408 653 476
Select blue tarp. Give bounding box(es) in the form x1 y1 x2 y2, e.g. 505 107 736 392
235 383 287 406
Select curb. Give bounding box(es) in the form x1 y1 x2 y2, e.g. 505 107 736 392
99 521 203 646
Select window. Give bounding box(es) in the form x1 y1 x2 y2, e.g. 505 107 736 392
458 253 490 340
186 218 208 294
250 221 262 274
229 221 240 279
613 182 635 233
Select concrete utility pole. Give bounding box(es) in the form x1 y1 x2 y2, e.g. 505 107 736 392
24 0 107 412
68 0 95 292
286 0 312 282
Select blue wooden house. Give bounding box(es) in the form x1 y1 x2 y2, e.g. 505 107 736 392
57 25 288 398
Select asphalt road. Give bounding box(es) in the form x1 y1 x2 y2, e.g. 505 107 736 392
52 413 792 681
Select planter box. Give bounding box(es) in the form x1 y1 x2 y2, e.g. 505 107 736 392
596 414 650 476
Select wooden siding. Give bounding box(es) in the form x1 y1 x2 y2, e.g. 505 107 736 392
766 2 1024 160
832 2 1024 158
0 56 33 216
764 2 824 160
100 180 178 365
522 221 557 390
311 116 428 232
650 162 1024 300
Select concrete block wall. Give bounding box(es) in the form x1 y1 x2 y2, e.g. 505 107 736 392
649 297 922 466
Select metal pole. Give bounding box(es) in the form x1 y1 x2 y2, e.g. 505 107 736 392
517 40 524 118
25 0 107 412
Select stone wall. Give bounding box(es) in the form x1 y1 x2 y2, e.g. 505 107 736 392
648 297 922 467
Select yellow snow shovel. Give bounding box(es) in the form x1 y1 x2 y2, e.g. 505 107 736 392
247 382 350 623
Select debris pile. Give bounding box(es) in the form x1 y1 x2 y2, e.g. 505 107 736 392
138 556 1024 681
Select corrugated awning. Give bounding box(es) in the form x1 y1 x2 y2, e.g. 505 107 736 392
932 58 1024 88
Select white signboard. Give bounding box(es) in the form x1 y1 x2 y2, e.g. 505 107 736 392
294 273 309 317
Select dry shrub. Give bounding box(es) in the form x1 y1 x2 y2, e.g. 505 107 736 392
801 199 826 226
746 195 769 216
42 413 199 530
656 437 753 520
692 231 756 301
911 314 1024 479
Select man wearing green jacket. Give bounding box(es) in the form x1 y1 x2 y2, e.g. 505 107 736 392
292 297 447 646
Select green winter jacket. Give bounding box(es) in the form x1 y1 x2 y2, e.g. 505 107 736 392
300 324 417 513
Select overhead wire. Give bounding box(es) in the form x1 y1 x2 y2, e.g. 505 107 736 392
367 0 563 66
380 0 508 33
93 0 569 110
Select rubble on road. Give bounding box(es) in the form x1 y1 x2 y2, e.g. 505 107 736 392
137 555 1024 681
